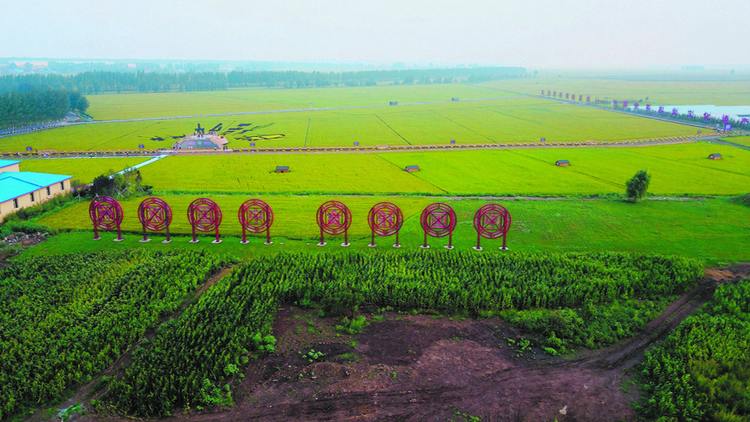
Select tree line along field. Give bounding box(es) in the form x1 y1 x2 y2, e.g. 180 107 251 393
35 195 750 264
84 84 517 120
0 97 700 152
477 77 750 106
130 143 750 196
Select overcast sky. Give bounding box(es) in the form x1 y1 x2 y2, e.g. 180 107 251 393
2 0 748 68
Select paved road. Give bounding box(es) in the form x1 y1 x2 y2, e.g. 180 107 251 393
66 95 530 126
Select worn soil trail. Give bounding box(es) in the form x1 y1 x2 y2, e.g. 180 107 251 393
66 264 748 422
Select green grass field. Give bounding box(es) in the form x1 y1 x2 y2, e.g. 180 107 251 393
86 84 518 120
723 135 750 147
136 142 750 196
1 97 698 152
33 196 750 265
478 78 750 106
18 157 150 183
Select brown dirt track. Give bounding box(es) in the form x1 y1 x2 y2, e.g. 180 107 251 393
57 264 749 422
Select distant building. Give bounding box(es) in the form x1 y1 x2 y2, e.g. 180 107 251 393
172 132 229 150
708 153 722 160
555 160 570 167
405 165 420 172
0 160 71 222
275 166 290 173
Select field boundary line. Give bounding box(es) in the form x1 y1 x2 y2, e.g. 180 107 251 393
375 114 412 145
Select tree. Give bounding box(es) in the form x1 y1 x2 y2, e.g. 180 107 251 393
626 170 651 203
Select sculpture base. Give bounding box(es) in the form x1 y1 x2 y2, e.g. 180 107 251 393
139 238 151 243
341 242 351 247
114 238 124 242
212 239 223 244
317 242 326 247
472 246 483 251
393 243 401 248
161 239 172 244
444 245 454 250
367 243 377 248
500 246 509 251
264 241 273 245
239 240 250 244
93 237 101 241
189 239 200 244
420 245 430 249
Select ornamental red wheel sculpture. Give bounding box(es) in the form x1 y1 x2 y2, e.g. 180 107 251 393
238 199 274 245
316 200 352 247
89 196 124 242
473 204 512 251
187 198 223 244
367 202 404 248
137 197 173 244
420 203 457 249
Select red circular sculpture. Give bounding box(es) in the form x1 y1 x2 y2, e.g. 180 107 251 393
316 200 352 246
187 198 223 243
137 197 173 243
89 196 124 241
238 199 274 244
473 204 512 251
367 202 404 247
420 203 457 249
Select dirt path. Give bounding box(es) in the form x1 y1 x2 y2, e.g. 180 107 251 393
61 264 749 422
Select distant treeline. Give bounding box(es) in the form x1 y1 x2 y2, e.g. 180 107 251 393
0 90 88 130
0 67 526 94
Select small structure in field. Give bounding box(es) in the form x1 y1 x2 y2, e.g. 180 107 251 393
708 153 722 160
275 166 290 173
389 101 398 106
555 160 570 167
451 97 459 101
405 165 420 173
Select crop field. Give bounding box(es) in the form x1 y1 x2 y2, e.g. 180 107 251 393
18 156 150 183
35 196 750 264
85 84 517 120
724 135 750 147
478 77 750 106
133 143 750 196
0 97 699 152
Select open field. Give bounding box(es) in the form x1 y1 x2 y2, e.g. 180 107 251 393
18 157 150 183
724 135 750 147
135 143 750 196
1 97 699 152
35 196 750 265
478 78 750 106
86 84 518 120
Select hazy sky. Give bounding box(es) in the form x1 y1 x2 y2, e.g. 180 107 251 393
3 0 749 68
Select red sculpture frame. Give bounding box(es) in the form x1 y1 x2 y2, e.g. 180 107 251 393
367 202 404 248
420 202 457 249
187 198 223 244
316 200 352 246
472 204 512 251
238 199 274 245
89 196 124 241
137 197 173 243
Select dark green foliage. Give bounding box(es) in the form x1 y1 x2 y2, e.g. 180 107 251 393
731 193 750 208
0 90 74 129
0 250 228 421
102 250 701 417
626 169 652 203
638 278 750 421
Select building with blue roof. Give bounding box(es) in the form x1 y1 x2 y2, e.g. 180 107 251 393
0 161 71 222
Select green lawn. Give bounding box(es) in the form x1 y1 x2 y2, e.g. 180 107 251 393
18 157 151 183
31 196 750 265
137 142 750 196
1 97 698 152
722 135 750 147
478 78 750 106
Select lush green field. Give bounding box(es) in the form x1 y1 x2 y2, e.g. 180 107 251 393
724 135 750 147
1 97 698 152
34 196 750 265
18 157 150 183
478 78 750 106
86 84 517 120
135 143 750 196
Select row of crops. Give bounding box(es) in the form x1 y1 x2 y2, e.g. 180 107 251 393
0 249 230 420
638 277 750 421
95 250 702 417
